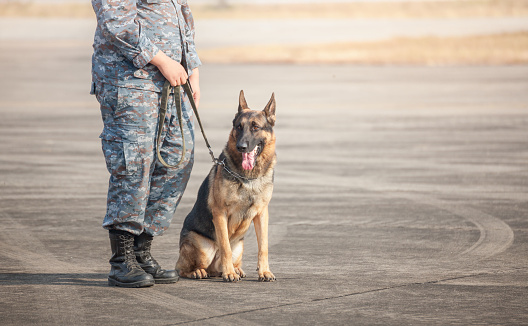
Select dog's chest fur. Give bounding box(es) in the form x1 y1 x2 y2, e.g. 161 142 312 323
225 174 273 215
209 166 274 239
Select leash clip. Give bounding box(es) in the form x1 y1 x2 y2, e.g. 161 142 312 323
213 157 223 166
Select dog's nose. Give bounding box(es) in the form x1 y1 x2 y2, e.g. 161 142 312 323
237 143 248 152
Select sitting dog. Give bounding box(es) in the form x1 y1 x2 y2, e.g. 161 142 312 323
176 90 277 282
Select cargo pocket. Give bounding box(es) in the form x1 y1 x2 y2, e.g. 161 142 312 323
113 86 158 128
102 139 142 177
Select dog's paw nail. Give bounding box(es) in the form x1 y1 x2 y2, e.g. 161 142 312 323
223 273 240 282
259 272 276 282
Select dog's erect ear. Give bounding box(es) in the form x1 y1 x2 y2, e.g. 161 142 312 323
263 92 276 126
238 90 249 113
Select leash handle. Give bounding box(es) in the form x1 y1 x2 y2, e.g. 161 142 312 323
156 80 216 169
156 80 186 169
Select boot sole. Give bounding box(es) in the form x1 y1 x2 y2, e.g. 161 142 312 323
153 276 179 284
108 277 155 288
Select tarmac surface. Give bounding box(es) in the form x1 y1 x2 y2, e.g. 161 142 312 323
1 17 528 326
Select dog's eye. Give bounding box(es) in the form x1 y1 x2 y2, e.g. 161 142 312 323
237 124 243 130
251 123 260 131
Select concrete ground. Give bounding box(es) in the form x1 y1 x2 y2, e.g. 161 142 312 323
1 17 528 326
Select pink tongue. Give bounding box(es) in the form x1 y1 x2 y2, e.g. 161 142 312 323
242 148 257 170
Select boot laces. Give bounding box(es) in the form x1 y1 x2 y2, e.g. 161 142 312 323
121 235 142 270
140 238 160 266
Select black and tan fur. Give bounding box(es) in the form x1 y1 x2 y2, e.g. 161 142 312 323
176 90 277 282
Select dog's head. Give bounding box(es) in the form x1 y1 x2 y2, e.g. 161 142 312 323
230 90 276 171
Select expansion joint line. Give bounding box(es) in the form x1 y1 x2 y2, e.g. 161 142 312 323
169 267 526 325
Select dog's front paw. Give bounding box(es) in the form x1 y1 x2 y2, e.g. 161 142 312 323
235 267 246 278
190 269 209 279
258 270 276 282
223 271 241 282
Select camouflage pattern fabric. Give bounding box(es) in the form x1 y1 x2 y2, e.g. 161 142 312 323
91 0 200 236
96 83 195 236
91 0 201 93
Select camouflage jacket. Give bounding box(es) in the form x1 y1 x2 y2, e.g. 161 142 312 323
91 0 201 93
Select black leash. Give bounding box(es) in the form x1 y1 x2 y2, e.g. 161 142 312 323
156 80 215 169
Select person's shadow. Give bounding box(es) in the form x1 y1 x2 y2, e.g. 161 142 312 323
0 272 108 287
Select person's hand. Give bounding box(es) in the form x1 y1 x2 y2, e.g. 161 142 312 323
189 68 200 108
150 51 188 86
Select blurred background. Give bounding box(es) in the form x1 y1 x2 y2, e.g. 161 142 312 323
1 0 527 65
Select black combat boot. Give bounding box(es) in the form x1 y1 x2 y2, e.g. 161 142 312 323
134 233 179 284
108 230 155 288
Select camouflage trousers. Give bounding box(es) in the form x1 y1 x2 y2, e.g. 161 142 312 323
95 83 194 236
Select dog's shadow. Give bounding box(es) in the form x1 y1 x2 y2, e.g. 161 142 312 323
1 272 274 286
180 275 275 283
0 272 108 287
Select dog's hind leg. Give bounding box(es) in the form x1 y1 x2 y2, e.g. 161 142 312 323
176 232 216 279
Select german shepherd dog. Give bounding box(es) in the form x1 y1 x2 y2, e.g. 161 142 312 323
176 91 277 282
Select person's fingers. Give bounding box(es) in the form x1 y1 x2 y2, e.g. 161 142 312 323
170 76 183 86
166 65 188 86
176 72 187 86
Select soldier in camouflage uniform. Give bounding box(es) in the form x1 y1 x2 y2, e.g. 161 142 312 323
91 0 201 288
